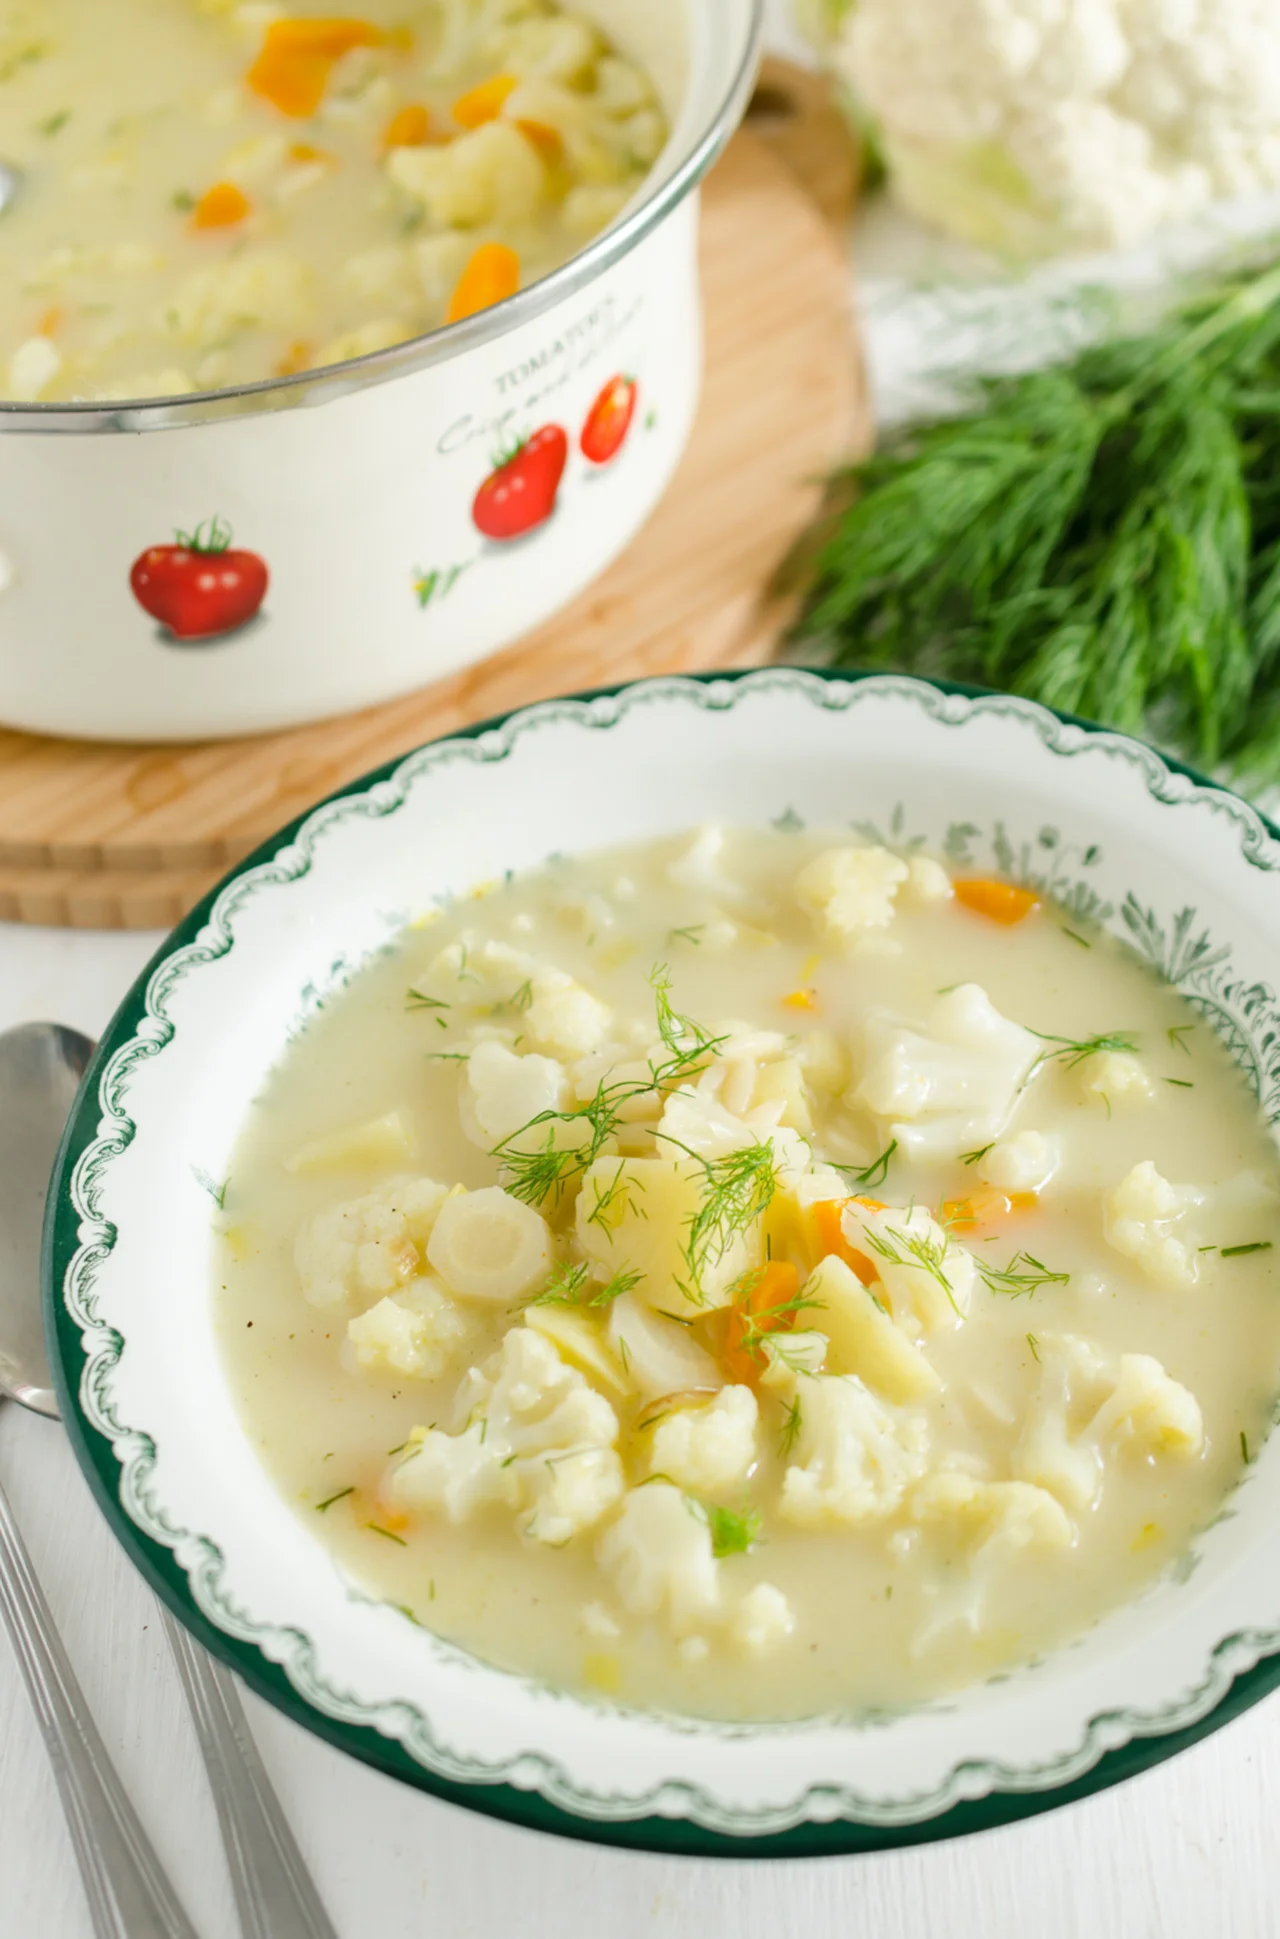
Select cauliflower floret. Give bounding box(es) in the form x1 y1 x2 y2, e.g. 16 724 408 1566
386 1326 623 1543
596 1481 720 1633
388 118 545 226
779 1375 929 1528
607 1291 724 1400
759 1330 829 1388
1016 1333 1204 1509
853 983 1040 1161
840 1199 976 1332
911 1471 1075 1554
1081 1052 1155 1105
903 855 954 905
666 824 742 900
412 935 536 1009
294 1175 449 1309
795 845 908 943
460 1039 567 1150
345 1276 468 1379
525 969 611 1058
9 335 61 401
1103 1160 1203 1289
649 1387 758 1495
730 1583 795 1659
657 1087 756 1161
978 1129 1058 1194
1090 1352 1205 1458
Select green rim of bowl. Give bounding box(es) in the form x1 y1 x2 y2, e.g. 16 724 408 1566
41 665 1280 1858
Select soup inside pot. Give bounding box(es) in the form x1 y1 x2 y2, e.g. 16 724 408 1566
0 0 668 402
216 827 1280 1721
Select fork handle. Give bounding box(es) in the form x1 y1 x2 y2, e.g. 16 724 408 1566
0 1476 200 1939
163 1611 338 1939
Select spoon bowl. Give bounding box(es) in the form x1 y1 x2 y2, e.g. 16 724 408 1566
0 1022 91 1416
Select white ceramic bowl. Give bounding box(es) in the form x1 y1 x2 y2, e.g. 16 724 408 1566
44 668 1280 1855
0 2 761 744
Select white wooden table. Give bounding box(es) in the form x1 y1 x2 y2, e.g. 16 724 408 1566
6 12 1280 1923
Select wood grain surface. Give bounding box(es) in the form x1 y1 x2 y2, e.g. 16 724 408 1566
0 63 868 928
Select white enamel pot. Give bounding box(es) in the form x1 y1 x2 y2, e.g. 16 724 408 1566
0 1 762 744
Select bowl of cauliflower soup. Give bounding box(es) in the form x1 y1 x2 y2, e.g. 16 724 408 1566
44 668 1280 1853
0 0 761 739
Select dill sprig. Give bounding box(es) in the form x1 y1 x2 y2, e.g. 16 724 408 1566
790 256 1280 782
837 1139 898 1190
677 1142 780 1304
685 1496 763 1559
978 1251 1071 1298
1028 1027 1139 1074
856 1219 963 1315
528 1262 643 1308
778 1395 805 1460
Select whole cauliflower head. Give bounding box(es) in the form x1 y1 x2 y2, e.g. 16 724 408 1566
385 1326 623 1545
834 0 1280 254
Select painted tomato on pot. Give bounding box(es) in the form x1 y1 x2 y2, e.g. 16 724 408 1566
472 425 568 541
130 517 269 639
580 375 637 465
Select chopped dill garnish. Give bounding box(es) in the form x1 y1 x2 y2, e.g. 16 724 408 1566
428 1049 471 1063
392 1602 422 1626
529 1261 591 1307
1061 928 1092 948
455 945 479 983
669 925 705 946
731 1275 826 1357
688 1497 763 1559
959 1143 993 1167
406 990 449 1011
1168 1024 1194 1055
838 1139 898 1190
1028 1028 1139 1074
386 1440 409 1457
1164 1077 1194 1088
978 1252 1071 1298
856 1220 962 1315
778 1395 804 1460
1241 1430 1251 1463
1221 1241 1273 1258
1026 1332 1041 1363
677 1141 779 1304
583 1157 633 1230
315 1486 354 1513
366 1523 408 1546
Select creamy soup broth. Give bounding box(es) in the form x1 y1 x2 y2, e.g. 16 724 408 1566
0 0 664 400
216 828 1280 1721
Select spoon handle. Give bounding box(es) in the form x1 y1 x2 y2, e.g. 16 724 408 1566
163 1610 338 1939
0 1477 199 1939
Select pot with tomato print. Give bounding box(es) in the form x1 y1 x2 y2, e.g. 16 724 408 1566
0 0 761 740
130 519 269 643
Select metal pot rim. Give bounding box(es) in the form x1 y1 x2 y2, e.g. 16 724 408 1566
0 0 764 437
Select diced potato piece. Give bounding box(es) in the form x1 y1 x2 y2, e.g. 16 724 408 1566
576 1156 754 1317
525 1303 629 1397
804 1254 941 1402
730 1583 795 1658
286 1109 412 1176
345 1275 468 1379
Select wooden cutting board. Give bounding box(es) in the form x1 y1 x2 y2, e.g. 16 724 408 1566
0 61 869 930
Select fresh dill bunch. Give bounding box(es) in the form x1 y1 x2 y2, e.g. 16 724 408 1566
790 256 1280 783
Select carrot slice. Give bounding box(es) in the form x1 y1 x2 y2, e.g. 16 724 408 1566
275 339 313 376
190 181 252 229
446 242 520 324
452 73 519 129
722 1261 801 1385
382 102 433 149
811 1199 878 1287
941 1187 1038 1232
247 18 383 119
953 877 1040 925
515 117 563 163
36 305 64 336
781 988 818 1012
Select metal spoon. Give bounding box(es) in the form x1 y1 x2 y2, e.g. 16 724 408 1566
0 1020 338 1939
0 160 22 216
